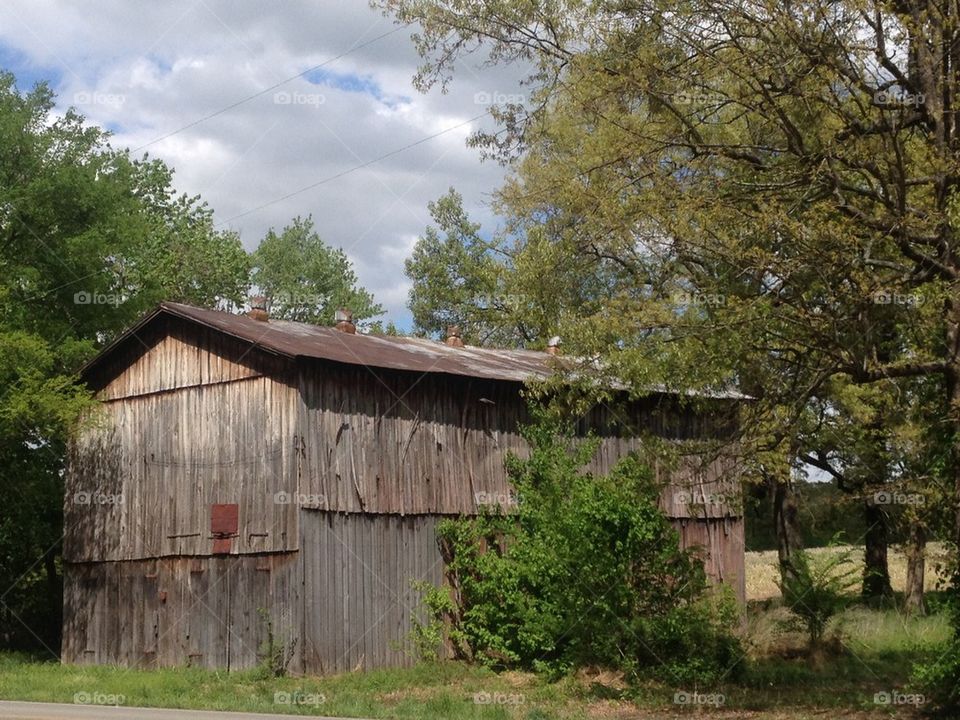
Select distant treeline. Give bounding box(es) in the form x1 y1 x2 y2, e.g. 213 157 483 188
744 480 947 552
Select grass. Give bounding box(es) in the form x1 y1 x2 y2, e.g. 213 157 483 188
0 657 561 719
745 542 952 601
0 548 953 719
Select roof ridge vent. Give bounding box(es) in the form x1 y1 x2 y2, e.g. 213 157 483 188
248 296 268 322
445 325 464 348
334 307 356 334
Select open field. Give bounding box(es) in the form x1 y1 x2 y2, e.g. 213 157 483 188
745 542 952 601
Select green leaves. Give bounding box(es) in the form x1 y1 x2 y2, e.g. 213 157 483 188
405 187 627 348
778 544 860 649
425 423 740 681
0 74 271 651
250 216 382 325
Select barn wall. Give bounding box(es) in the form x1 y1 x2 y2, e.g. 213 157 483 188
298 511 444 674
65 322 747 673
87 317 288 400
61 553 300 670
295 362 741 519
66 371 300 561
674 517 746 604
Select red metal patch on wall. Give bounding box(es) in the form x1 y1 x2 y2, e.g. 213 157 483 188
211 504 239 534
212 538 233 554
210 503 239 554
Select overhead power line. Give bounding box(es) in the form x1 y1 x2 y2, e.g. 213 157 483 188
132 24 410 152
216 111 490 226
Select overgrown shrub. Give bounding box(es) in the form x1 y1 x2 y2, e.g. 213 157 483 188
420 421 742 683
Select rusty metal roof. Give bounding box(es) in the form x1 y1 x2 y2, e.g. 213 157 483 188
83 302 748 398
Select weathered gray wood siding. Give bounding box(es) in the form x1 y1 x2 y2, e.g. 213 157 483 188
65 325 300 561
298 512 444 673
62 554 300 669
294 361 741 519
63 323 303 668
675 517 746 603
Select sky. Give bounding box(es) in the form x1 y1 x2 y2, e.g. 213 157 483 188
0 0 528 329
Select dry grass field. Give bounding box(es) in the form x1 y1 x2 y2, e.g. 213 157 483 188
745 542 952 601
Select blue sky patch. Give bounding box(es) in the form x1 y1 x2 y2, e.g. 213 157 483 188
304 67 408 108
0 42 62 92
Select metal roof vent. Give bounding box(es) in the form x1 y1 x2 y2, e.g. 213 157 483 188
248 296 268 322
334 307 356 334
445 325 464 348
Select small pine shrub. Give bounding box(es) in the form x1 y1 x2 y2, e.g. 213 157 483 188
778 545 859 652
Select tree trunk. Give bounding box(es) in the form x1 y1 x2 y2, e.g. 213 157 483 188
904 520 926 615
862 500 894 604
772 474 803 587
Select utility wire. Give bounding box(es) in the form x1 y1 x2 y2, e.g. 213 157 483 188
132 24 410 152
215 111 490 225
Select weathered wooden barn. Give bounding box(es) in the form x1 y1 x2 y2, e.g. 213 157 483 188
63 301 745 673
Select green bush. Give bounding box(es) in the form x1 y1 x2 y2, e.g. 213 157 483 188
911 637 960 714
424 421 742 683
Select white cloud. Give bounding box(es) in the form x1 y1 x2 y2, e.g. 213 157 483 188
0 0 528 328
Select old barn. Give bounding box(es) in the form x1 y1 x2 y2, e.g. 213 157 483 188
63 301 745 673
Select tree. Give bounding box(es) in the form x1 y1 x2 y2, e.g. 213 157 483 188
118 169 250 310
0 72 255 650
250 216 382 325
377 0 960 594
405 189 508 343
406 188 627 347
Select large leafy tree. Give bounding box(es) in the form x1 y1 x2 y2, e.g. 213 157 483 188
0 73 249 651
377 0 960 600
406 188 627 346
250 216 382 325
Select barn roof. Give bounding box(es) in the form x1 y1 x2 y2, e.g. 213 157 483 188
83 302 748 398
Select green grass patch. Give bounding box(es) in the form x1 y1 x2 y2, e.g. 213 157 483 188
0 604 950 718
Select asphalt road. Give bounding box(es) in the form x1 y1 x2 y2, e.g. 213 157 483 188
0 702 364 720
